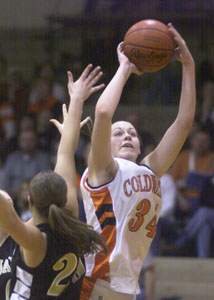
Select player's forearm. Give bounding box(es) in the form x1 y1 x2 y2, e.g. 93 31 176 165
58 96 83 157
67 96 84 150
95 62 132 120
176 61 196 129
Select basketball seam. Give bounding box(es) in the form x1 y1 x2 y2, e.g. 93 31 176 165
125 27 174 42
132 60 171 67
123 43 175 52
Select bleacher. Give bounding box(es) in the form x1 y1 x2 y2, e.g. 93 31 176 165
154 257 214 300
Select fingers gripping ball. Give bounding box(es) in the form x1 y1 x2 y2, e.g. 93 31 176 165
123 19 176 72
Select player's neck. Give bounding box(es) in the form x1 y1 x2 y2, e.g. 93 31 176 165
31 209 48 226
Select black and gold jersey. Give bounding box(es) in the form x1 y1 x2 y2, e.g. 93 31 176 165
0 236 16 300
10 223 85 299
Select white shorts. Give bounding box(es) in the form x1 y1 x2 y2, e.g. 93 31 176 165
85 278 136 300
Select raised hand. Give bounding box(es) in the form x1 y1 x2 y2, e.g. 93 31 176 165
67 64 105 102
167 23 194 66
50 104 67 135
118 42 143 76
50 104 92 135
80 116 92 129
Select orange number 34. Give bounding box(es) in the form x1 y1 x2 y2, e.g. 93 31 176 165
128 199 157 238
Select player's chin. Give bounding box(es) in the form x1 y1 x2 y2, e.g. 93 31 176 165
118 151 137 162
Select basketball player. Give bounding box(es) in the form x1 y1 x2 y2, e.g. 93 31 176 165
80 24 196 300
0 226 16 299
0 64 106 299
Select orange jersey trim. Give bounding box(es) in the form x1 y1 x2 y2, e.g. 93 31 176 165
80 277 96 300
81 174 117 298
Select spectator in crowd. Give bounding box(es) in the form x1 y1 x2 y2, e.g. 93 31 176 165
3 114 38 156
0 91 14 141
38 63 67 102
199 60 214 142
16 179 32 222
198 59 214 108
36 108 59 153
28 77 59 115
19 114 37 132
28 62 67 115
3 128 52 209
165 174 214 257
0 68 29 160
7 68 29 125
0 67 29 127
170 128 214 221
18 110 60 165
0 72 15 159
0 97 16 158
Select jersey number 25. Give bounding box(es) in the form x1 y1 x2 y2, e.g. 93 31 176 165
47 253 85 296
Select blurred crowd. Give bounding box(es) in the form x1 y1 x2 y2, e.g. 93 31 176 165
0 63 66 213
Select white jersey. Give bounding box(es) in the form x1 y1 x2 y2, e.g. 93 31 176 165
80 158 162 295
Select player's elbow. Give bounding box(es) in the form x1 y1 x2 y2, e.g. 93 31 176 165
176 115 194 132
95 105 112 121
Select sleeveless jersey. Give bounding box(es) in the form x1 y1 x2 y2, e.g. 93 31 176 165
9 223 85 299
80 158 162 295
0 236 16 300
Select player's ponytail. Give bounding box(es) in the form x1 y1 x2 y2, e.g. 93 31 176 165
48 204 107 256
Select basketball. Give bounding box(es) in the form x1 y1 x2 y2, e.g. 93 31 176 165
123 19 176 72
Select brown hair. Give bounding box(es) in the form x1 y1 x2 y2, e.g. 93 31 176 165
29 171 107 256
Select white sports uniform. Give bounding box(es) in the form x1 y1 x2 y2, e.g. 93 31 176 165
80 158 162 300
